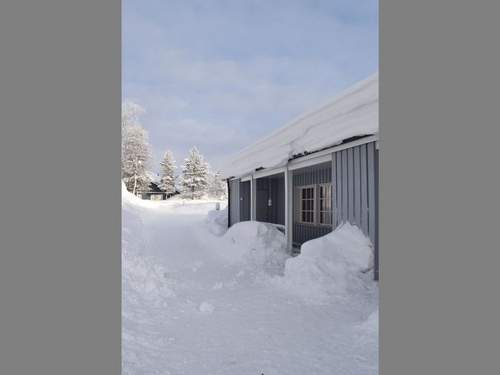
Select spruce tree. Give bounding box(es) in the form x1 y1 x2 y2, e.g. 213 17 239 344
159 150 177 196
207 170 227 199
181 147 209 199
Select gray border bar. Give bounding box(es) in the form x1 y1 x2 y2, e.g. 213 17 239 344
381 0 500 374
0 1 121 374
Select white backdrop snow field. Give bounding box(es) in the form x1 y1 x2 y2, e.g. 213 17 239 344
122 183 378 375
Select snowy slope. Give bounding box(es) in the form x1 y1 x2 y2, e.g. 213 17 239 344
221 73 378 178
122 184 378 374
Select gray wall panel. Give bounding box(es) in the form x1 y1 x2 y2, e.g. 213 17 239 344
348 147 354 222
334 141 377 240
239 181 251 221
332 141 378 279
335 152 342 224
360 144 368 234
342 150 348 222
354 146 361 224
229 179 240 226
367 142 376 244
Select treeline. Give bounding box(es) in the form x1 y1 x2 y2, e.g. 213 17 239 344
121 100 227 200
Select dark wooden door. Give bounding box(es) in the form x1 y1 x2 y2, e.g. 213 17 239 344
239 181 251 221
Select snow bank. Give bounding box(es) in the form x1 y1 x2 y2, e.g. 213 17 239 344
358 309 379 334
121 181 158 209
274 223 374 304
205 207 228 236
221 74 378 178
220 221 289 275
122 181 174 306
122 249 175 306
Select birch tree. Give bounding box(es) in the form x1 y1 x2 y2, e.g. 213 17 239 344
121 101 152 194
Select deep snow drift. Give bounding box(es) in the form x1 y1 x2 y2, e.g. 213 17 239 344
122 184 378 375
274 223 375 304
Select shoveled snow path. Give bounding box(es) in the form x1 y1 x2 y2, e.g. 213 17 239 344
123 200 377 375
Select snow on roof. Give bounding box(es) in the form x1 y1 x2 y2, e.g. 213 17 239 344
221 73 378 179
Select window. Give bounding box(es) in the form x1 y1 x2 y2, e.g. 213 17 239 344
318 183 332 225
299 186 315 224
296 183 333 226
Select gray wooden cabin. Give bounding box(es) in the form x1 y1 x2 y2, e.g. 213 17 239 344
223 75 379 280
136 182 168 201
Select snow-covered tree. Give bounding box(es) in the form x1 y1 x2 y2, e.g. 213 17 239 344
122 100 145 131
159 150 176 195
207 170 227 199
121 101 152 194
181 147 209 199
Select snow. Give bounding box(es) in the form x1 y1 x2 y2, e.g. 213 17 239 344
221 73 378 179
273 223 375 304
122 182 378 375
222 221 289 275
205 207 228 236
199 302 215 313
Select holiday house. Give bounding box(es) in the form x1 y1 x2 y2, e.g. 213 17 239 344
221 74 379 280
136 182 168 201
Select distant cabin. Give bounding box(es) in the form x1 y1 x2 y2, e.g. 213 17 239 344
136 182 178 201
221 74 379 280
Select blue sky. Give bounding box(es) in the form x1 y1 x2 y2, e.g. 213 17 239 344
123 0 378 172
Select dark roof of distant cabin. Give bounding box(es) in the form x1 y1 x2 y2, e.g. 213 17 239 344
137 182 165 193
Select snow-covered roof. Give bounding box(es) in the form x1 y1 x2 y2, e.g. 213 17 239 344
221 73 378 179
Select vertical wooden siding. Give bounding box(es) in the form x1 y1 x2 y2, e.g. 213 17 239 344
228 179 240 226
334 141 377 246
239 181 251 221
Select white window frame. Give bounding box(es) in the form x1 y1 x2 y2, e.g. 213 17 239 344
298 185 316 225
318 183 333 226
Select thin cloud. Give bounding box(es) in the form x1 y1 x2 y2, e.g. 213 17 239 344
123 0 378 171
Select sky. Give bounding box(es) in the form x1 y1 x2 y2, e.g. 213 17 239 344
122 0 378 173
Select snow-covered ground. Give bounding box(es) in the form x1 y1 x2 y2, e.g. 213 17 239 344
122 185 378 375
